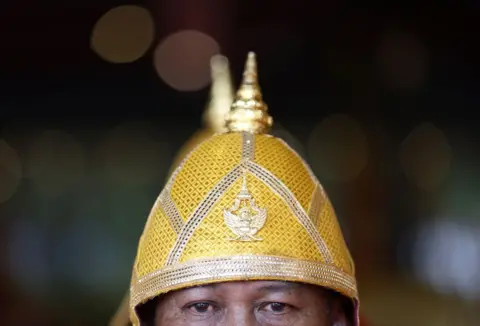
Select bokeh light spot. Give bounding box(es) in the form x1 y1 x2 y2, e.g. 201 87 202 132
91 5 155 64
153 30 220 91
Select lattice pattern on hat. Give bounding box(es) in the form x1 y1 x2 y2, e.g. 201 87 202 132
171 133 242 221
315 186 354 274
130 132 358 326
169 129 215 177
254 135 315 211
166 165 244 265
179 172 326 264
246 161 332 263
134 205 177 277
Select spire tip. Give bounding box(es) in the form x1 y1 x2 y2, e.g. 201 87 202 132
225 52 273 134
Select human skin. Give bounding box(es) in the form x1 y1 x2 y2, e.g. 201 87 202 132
152 281 350 326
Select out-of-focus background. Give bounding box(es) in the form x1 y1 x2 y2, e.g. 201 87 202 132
0 1 478 325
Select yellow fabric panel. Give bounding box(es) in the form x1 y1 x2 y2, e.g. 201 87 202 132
170 133 242 222
254 135 315 211
179 173 325 264
168 129 215 178
134 206 177 277
316 193 354 274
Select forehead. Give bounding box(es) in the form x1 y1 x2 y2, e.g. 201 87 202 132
173 280 326 297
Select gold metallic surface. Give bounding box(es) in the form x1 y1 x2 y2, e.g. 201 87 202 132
225 52 273 134
203 55 235 132
129 53 358 326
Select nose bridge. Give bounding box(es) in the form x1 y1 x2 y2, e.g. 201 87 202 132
223 304 256 326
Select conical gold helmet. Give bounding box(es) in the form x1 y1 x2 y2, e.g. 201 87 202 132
129 52 359 325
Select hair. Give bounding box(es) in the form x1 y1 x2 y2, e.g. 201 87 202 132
136 286 354 326
136 296 159 326
325 288 354 326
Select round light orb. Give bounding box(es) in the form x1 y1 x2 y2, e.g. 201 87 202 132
153 30 220 91
91 5 155 64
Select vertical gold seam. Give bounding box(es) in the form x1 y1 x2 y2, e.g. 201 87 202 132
242 132 255 161
308 185 323 226
159 191 184 235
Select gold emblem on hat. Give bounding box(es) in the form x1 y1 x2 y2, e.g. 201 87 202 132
224 169 267 241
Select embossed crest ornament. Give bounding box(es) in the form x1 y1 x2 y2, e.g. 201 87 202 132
223 170 267 241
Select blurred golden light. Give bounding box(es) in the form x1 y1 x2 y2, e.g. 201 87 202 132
98 120 172 186
26 130 86 197
376 31 429 91
400 122 452 191
153 30 220 91
91 5 155 64
307 114 368 183
0 139 22 203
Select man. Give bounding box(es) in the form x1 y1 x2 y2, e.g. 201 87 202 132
129 52 359 325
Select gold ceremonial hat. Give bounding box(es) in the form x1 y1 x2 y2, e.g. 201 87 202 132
129 52 359 325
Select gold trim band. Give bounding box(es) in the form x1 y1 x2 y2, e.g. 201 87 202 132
242 132 255 160
309 185 323 225
130 255 357 309
159 191 184 235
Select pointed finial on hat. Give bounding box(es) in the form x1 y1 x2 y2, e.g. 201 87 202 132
225 52 273 134
203 55 235 133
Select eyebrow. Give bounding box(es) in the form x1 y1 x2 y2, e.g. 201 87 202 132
191 284 215 290
189 282 300 293
256 282 299 294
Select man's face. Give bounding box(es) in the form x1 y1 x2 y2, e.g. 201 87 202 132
153 281 349 326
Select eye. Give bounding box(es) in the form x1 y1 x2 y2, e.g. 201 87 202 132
186 302 216 315
261 302 292 314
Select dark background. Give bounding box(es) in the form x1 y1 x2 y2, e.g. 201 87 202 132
0 1 479 325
